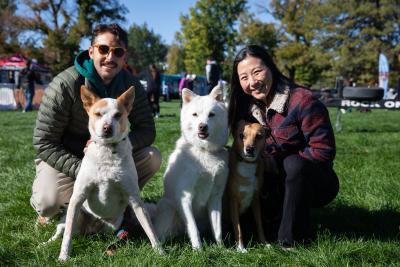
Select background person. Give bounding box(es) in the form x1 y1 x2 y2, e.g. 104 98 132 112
30 24 161 232
205 57 221 93
228 45 339 249
145 63 161 118
19 59 41 112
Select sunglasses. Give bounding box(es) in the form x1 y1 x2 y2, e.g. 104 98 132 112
92 44 127 58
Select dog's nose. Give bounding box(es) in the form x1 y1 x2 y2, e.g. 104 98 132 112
198 123 208 132
245 146 255 155
103 124 113 136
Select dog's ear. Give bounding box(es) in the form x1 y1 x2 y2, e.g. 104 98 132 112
81 85 100 112
209 85 223 102
182 88 196 104
117 86 135 113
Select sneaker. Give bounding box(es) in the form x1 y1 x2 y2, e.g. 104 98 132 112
37 215 51 226
105 229 130 256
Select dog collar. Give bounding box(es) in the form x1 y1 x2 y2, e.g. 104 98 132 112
84 138 127 154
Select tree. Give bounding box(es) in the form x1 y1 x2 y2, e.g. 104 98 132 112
180 0 246 77
267 0 324 87
17 0 127 73
238 11 279 56
126 23 168 75
312 0 400 87
0 0 20 54
165 40 186 74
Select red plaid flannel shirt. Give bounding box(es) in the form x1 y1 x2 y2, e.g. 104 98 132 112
249 85 336 163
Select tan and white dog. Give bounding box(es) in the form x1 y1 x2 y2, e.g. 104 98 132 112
55 86 163 261
227 121 268 252
152 87 229 250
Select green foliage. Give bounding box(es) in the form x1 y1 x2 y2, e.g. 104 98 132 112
311 0 400 86
264 0 400 88
1 104 400 265
269 0 323 86
180 0 246 76
165 42 186 74
127 23 168 74
15 0 128 74
238 11 279 57
0 0 20 54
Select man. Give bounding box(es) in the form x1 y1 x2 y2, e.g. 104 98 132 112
30 24 161 226
19 59 40 112
205 57 220 93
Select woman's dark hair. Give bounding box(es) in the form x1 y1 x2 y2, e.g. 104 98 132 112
91 23 128 48
228 45 293 133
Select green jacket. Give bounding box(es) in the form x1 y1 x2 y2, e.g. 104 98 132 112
33 53 155 179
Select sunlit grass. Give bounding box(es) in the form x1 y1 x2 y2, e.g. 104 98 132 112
0 102 399 266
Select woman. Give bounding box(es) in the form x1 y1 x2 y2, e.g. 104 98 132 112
228 45 339 248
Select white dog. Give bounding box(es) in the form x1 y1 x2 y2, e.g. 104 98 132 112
153 86 229 250
56 86 163 261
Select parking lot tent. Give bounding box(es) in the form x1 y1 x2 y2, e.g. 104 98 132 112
0 54 51 110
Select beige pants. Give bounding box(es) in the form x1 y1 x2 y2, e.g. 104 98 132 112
30 146 161 218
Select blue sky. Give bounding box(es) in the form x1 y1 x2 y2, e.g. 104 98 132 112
119 0 274 45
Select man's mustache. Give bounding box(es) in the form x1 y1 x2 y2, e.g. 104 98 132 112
101 61 117 67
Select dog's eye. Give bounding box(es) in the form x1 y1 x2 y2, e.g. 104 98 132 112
192 112 198 117
209 112 215 117
114 112 122 119
94 112 101 117
239 133 244 140
256 133 262 139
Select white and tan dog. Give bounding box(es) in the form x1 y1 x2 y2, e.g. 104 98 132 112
227 121 268 252
153 87 229 250
55 86 163 261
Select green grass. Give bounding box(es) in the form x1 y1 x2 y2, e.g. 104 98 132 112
0 101 399 266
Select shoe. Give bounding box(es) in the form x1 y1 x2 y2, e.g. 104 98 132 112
105 229 129 256
37 215 50 226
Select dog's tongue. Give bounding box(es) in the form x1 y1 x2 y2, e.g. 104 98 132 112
198 132 209 139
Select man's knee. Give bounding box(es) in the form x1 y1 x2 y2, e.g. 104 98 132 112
146 147 162 173
133 146 162 188
30 159 74 217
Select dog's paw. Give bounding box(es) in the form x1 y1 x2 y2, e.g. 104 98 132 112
156 246 166 255
58 253 69 263
236 246 248 253
38 240 52 247
192 244 202 251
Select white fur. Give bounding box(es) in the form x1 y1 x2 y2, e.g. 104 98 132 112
55 87 163 262
153 86 229 250
237 162 258 214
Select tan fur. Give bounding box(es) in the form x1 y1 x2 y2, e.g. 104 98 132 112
227 121 267 252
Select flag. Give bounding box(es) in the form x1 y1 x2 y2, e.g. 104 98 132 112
379 53 389 99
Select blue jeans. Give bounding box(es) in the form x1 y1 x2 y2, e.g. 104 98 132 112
24 86 35 112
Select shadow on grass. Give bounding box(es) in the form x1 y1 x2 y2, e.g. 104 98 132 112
315 204 400 241
159 113 176 118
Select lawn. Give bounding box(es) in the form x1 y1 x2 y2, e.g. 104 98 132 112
0 100 399 266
